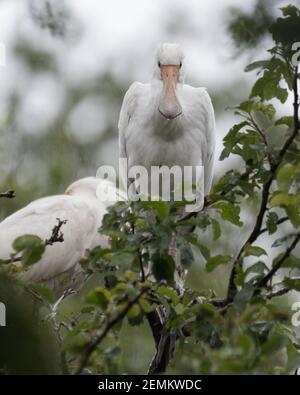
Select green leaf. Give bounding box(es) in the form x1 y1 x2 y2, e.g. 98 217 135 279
275 116 293 127
266 212 279 235
281 254 300 269
270 6 300 47
157 285 179 305
64 330 91 354
261 332 288 355
253 102 276 119
206 255 231 272
181 212 211 229
104 274 118 289
251 69 288 103
29 283 55 304
212 201 243 226
152 253 175 285
238 100 254 113
287 339 300 371
285 205 300 228
277 163 296 191
281 4 300 18
198 243 210 260
244 60 270 72
179 241 194 268
211 219 221 241
86 287 110 309
146 201 170 219
233 284 255 313
111 252 135 267
220 121 248 160
244 261 268 276
139 298 153 313
127 304 143 326
244 244 267 257
270 192 299 207
12 235 45 266
283 277 300 291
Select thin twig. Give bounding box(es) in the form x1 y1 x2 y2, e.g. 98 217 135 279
249 113 274 167
266 287 292 299
45 218 68 245
257 232 300 289
0 190 15 199
1 218 68 265
73 286 149 375
259 216 289 236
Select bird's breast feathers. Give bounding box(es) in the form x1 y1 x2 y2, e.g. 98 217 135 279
123 83 214 168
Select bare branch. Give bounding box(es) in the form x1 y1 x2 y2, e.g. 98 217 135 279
45 218 68 245
266 287 292 299
1 218 68 265
0 190 15 199
257 232 300 289
73 286 149 375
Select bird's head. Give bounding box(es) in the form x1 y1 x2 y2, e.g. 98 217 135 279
155 43 184 120
64 177 102 199
65 177 127 205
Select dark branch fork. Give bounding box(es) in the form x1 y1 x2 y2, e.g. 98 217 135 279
0 190 15 199
45 218 68 245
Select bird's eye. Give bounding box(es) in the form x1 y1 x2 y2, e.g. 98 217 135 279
158 61 161 67
179 62 182 68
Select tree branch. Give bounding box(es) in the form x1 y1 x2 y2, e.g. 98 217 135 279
1 218 67 264
227 66 299 301
45 218 68 245
259 216 289 236
249 113 274 167
148 329 175 375
257 232 300 289
266 286 292 299
73 286 149 375
0 190 15 199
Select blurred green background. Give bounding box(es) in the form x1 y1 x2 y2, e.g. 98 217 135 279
0 0 299 374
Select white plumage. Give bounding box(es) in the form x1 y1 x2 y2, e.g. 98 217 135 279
119 43 216 198
0 177 122 295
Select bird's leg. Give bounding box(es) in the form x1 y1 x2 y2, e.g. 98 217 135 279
169 235 186 296
148 235 186 374
47 288 75 321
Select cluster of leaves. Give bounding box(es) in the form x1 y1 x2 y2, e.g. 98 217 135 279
228 0 276 49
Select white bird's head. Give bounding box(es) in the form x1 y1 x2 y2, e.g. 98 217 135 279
64 177 103 199
64 177 127 204
155 43 184 120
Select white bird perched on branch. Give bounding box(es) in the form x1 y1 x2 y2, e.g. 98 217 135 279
118 43 216 372
119 42 215 203
0 177 124 296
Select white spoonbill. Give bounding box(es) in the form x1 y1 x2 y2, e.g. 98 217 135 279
0 177 124 296
119 43 215 201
